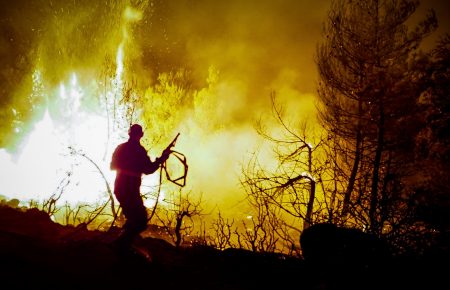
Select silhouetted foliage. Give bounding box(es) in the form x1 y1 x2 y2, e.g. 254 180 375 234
300 222 393 290
240 0 447 258
413 34 450 231
316 0 438 245
300 222 389 265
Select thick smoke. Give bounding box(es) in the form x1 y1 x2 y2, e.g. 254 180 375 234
0 0 449 217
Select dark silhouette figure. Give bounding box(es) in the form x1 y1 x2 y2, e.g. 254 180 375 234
110 124 171 249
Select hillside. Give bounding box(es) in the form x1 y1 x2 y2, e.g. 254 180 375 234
0 205 446 290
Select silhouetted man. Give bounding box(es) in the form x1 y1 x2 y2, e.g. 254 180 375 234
110 124 171 249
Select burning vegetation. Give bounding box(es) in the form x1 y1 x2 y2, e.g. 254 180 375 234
0 1 449 288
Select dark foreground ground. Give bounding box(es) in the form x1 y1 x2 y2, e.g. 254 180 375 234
0 205 447 290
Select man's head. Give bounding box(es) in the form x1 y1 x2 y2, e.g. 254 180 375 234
128 124 144 141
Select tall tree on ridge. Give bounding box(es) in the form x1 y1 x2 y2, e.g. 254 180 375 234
316 0 437 234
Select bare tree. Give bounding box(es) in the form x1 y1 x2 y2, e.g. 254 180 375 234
30 171 72 217
238 196 279 253
68 147 118 225
155 190 203 248
62 202 89 225
241 94 328 243
210 211 236 250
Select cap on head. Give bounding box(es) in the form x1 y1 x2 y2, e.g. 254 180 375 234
129 124 143 138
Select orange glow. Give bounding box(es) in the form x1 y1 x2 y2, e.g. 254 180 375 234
1 0 448 225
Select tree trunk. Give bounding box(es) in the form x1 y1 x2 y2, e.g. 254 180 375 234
342 99 363 217
369 103 385 234
304 180 316 230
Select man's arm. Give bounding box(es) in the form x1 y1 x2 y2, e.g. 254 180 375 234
142 155 160 175
142 134 177 174
142 149 171 175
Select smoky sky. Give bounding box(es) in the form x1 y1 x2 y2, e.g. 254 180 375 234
1 0 449 215
0 0 449 148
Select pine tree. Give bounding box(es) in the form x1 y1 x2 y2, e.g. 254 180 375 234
316 0 437 234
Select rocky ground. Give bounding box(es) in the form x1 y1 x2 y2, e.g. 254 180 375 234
0 205 446 290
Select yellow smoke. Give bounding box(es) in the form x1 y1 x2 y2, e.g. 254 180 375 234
1 0 448 222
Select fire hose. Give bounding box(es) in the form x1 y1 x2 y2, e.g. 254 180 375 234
160 133 188 187
147 133 188 222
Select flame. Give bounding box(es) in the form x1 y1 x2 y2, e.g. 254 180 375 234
0 111 62 202
0 1 327 223
0 5 178 211
0 6 141 206
0 79 113 205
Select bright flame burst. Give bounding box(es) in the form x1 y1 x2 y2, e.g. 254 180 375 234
0 72 116 205
0 3 315 223
0 6 161 207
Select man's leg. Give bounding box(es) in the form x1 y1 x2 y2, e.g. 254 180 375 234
116 196 148 248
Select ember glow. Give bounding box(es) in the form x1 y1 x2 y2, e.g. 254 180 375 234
0 0 448 220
